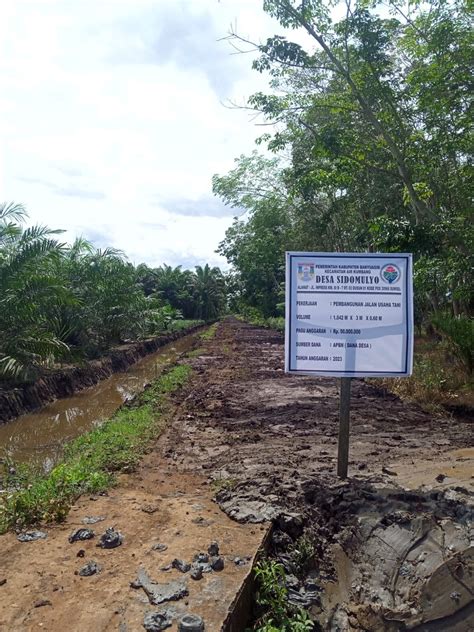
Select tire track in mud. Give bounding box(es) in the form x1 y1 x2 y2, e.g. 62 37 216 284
160 317 473 631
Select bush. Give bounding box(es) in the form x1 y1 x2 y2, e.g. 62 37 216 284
252 559 314 632
431 313 473 374
237 309 285 332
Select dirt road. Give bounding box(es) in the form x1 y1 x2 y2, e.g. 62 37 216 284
1 318 473 631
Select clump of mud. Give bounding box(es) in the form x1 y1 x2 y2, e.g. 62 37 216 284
218 475 473 631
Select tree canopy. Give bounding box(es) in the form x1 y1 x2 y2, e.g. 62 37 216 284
214 0 473 323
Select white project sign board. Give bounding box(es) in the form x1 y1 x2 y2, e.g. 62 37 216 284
285 252 413 377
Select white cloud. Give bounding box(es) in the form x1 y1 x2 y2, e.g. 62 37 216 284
0 0 309 269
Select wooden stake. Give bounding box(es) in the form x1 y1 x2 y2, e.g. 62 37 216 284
337 377 351 478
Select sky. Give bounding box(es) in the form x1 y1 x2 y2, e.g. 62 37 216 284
0 0 301 270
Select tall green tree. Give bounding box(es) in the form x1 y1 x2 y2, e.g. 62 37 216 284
0 203 69 379
193 264 226 320
214 0 473 319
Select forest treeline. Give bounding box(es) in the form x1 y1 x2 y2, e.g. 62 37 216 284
213 0 472 340
0 203 226 381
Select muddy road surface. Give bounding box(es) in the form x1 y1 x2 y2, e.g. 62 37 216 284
1 318 473 631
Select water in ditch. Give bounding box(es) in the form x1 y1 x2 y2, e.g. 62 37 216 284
0 332 199 472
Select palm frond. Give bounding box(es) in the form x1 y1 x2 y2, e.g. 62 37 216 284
19 225 65 244
0 356 24 379
0 202 27 223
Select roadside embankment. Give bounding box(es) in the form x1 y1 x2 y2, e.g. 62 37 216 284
0 324 205 424
0 362 193 533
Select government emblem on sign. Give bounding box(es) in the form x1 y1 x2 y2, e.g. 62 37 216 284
297 263 315 282
381 263 401 284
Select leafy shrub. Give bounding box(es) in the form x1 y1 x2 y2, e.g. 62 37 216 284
374 341 471 411
431 313 473 374
237 309 285 332
169 319 205 332
252 559 314 632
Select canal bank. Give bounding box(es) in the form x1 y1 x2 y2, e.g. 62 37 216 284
0 323 206 425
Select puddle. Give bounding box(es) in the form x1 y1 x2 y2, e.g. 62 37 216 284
0 333 198 471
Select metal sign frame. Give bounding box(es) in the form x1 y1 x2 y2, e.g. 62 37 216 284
285 251 414 378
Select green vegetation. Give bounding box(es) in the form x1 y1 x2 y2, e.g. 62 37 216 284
0 364 192 532
288 535 316 579
237 310 285 333
251 559 313 632
0 202 226 382
137 262 227 322
169 319 205 333
210 477 237 493
376 335 473 410
432 314 473 375
200 322 219 340
186 347 207 358
212 0 473 415
213 0 472 358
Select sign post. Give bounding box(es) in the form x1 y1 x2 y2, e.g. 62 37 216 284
285 252 413 478
337 377 351 478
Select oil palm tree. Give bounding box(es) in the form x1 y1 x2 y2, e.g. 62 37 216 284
0 203 70 380
193 264 226 320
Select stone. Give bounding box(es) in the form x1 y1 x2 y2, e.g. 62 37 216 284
193 552 209 564
190 565 203 581
152 543 168 552
133 568 188 606
69 528 95 543
82 516 105 525
210 556 224 571
172 559 191 573
79 560 101 577
143 611 173 631
207 541 219 556
17 530 47 542
97 527 123 549
178 614 205 631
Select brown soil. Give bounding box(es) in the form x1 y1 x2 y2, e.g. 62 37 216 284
0 318 472 631
0 326 204 424
0 459 267 631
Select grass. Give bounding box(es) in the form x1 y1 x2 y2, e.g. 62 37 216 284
211 477 237 493
200 322 219 340
168 319 205 333
373 335 473 412
236 313 285 333
0 364 192 533
186 347 207 358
